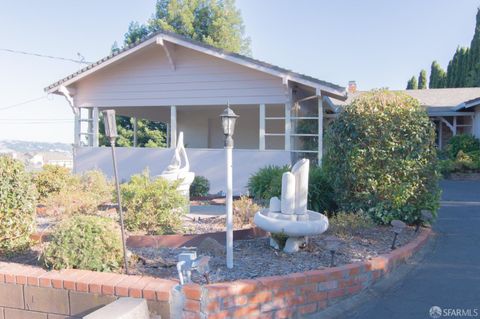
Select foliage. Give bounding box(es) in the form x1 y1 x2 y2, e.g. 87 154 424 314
324 90 440 225
446 134 480 158
190 175 210 197
328 211 375 237
247 165 337 214
0 156 37 253
41 215 123 272
120 170 187 234
247 165 289 203
121 0 250 55
233 196 261 227
34 165 73 201
406 76 418 90
429 61 447 88
418 69 427 89
99 115 167 148
43 170 113 216
439 150 480 176
270 232 288 250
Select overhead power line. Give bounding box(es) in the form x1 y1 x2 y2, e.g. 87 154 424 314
0 48 91 64
0 96 49 111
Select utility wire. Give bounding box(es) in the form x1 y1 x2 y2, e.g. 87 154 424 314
0 48 91 64
0 96 49 111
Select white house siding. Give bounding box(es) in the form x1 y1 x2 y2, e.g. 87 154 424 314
74 147 291 194
73 44 288 108
475 106 480 139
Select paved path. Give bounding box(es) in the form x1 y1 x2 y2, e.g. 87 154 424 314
351 180 480 319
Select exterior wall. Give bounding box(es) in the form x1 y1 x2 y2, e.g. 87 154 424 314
74 147 291 194
0 263 175 319
475 106 480 138
73 45 288 108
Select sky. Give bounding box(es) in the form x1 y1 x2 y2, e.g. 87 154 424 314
0 0 478 143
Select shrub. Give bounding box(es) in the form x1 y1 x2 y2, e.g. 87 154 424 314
247 165 290 203
324 90 440 225
121 170 187 234
41 215 123 271
248 165 336 213
190 176 210 197
0 156 37 253
446 134 480 158
34 165 73 201
43 170 112 216
233 196 262 227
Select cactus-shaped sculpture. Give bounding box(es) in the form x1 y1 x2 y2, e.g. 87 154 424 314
254 159 329 253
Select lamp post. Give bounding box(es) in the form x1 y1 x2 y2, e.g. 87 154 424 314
103 110 129 274
219 105 239 269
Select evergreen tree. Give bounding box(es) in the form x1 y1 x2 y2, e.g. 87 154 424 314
418 69 427 89
121 0 250 55
467 8 480 86
406 76 418 90
429 61 446 88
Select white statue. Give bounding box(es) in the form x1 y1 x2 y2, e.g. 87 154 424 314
157 132 195 198
254 159 329 253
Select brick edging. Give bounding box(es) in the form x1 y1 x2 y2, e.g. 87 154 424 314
180 228 432 319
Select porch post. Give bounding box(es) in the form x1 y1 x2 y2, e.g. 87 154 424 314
74 109 81 147
92 107 99 147
318 95 324 164
170 105 177 148
453 116 457 135
259 104 265 150
87 108 93 146
284 103 291 151
133 117 138 147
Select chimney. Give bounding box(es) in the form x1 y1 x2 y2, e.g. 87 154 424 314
348 81 357 94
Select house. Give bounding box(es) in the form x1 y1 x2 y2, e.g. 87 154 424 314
29 152 73 170
326 85 480 149
45 30 347 193
45 30 480 193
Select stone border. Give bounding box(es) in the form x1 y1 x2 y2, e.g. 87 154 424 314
1 229 431 319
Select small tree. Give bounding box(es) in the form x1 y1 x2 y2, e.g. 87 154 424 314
324 90 440 224
406 76 418 90
418 69 428 89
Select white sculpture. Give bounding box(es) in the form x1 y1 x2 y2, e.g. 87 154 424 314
254 159 329 253
157 132 195 198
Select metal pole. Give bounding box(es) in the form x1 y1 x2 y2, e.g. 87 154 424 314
226 142 233 269
110 138 129 274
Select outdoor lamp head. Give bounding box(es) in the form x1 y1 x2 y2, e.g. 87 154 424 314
103 110 118 139
219 106 239 137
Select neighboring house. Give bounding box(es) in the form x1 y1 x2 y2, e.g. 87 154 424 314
29 152 73 170
45 30 480 193
326 85 480 149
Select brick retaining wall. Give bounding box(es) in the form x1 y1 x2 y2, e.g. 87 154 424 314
0 229 431 319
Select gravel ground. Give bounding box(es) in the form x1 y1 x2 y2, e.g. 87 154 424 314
128 225 418 283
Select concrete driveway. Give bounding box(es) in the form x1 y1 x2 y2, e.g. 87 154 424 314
350 180 480 319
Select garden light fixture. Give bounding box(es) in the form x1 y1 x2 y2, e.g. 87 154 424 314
391 220 406 250
219 104 239 269
103 110 129 274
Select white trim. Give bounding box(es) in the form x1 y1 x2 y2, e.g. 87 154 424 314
259 104 265 150
318 96 324 164
284 102 291 151
170 105 177 148
92 107 99 147
58 86 78 115
74 111 81 147
133 117 138 147
156 37 176 70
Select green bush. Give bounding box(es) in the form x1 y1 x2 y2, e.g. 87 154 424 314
247 165 289 203
247 165 336 213
34 165 73 201
446 134 480 158
329 211 375 237
324 90 440 225
41 215 123 271
190 175 210 197
121 171 187 234
0 156 37 253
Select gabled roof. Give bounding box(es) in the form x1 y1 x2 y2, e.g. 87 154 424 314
329 88 480 115
455 96 480 111
45 30 346 100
